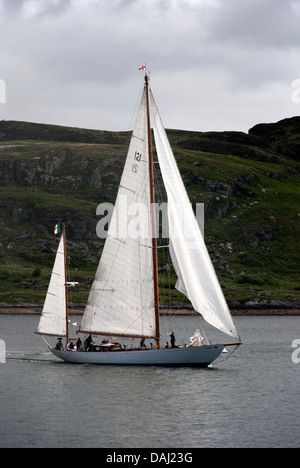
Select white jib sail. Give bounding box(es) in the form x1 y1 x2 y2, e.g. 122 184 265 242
37 234 67 337
150 91 239 339
80 89 156 338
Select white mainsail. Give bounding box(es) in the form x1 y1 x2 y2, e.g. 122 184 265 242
37 234 67 337
80 89 156 338
150 91 239 339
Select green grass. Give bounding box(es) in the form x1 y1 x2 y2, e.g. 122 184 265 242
1 119 300 308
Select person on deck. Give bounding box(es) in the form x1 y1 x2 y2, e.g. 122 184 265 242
76 337 82 351
55 338 63 350
140 337 146 348
170 331 176 348
84 335 93 351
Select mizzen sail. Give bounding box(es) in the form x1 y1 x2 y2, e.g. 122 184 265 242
150 91 239 339
36 234 67 337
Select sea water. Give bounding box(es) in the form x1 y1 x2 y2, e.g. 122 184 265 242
0 314 299 448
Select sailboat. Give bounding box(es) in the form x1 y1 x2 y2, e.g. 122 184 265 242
37 73 241 367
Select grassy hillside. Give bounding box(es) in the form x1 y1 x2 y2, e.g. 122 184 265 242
0 118 300 310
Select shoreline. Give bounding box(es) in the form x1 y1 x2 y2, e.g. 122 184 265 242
0 306 300 316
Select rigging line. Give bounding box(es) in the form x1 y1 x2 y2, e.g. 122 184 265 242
213 344 240 366
121 306 153 337
197 322 209 346
127 81 145 131
66 250 74 311
153 155 167 242
152 133 184 319
41 335 51 348
152 155 172 314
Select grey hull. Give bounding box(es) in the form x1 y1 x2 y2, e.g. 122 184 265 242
50 344 225 367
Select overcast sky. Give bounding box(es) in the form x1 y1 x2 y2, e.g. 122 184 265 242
0 0 300 133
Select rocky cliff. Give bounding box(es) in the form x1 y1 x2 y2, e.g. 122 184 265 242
0 118 300 309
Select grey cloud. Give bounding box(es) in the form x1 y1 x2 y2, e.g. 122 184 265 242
1 0 299 132
2 0 72 19
210 0 300 49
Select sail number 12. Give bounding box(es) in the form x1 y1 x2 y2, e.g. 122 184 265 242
132 151 142 173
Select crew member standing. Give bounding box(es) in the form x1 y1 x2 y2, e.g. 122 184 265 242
170 331 176 348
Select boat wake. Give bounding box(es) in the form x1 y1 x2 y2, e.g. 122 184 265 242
6 350 55 363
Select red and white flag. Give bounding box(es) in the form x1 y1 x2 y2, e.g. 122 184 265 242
139 64 146 71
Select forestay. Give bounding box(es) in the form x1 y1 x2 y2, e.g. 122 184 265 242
80 89 156 338
36 234 67 337
150 91 239 339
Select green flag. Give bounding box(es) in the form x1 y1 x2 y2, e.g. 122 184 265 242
54 223 61 236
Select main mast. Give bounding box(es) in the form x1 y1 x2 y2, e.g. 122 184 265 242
145 74 161 349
